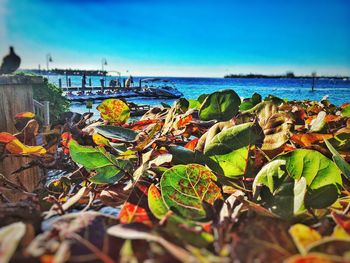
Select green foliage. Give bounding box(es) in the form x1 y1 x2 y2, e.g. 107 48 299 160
204 122 262 178
69 140 131 184
253 149 342 218
32 78 70 122
341 104 350 117
199 89 241 121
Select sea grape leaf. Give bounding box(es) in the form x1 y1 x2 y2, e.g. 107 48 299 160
0 132 17 143
203 122 262 178
92 133 110 146
160 164 222 221
204 122 261 156
285 253 341 263
341 104 350 117
0 132 46 155
253 150 342 217
69 139 129 184
0 222 26 263
97 99 130 124
167 145 207 165
239 93 262 111
148 184 214 247
188 99 201 110
261 112 294 151
277 150 342 207
289 224 322 255
94 125 138 142
243 100 279 128
184 138 199 151
332 212 350 235
324 139 350 181
119 201 152 226
197 93 208 103
253 160 307 217
309 111 326 132
199 89 241 121
195 121 233 152
307 238 350 257
5 138 46 155
15 111 35 119
251 92 262 105
175 98 189 114
291 133 333 147
239 101 254 111
328 131 350 151
107 224 194 262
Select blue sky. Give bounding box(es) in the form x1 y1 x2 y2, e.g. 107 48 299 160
1 0 349 76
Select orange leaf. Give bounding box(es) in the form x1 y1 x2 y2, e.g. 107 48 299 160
6 138 46 155
184 138 199 151
61 132 72 155
124 119 160 130
119 201 152 226
291 133 333 147
332 212 350 235
285 253 336 263
15 112 35 119
324 115 340 122
340 103 350 109
0 132 17 143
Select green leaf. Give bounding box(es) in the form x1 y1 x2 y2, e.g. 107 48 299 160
328 131 350 151
199 89 241 121
160 164 222 221
341 104 350 117
251 92 262 105
148 184 214 247
69 140 129 184
197 93 208 103
253 149 342 217
167 145 206 165
175 98 189 114
203 122 262 178
239 101 254 111
188 99 201 110
94 125 138 142
324 139 350 181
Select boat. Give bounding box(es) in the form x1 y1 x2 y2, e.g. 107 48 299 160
63 78 183 101
64 89 138 102
139 78 183 98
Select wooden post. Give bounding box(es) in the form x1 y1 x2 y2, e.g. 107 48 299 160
43 101 50 127
0 75 45 202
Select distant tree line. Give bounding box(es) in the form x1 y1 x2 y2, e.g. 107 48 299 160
224 71 348 79
22 68 108 76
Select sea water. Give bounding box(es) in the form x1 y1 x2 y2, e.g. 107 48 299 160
46 75 350 116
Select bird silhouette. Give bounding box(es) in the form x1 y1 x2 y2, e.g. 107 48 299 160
0 46 21 75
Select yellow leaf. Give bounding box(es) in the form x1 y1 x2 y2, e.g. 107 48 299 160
5 138 46 155
289 224 322 255
92 133 110 146
97 99 130 124
15 112 35 119
332 225 350 239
